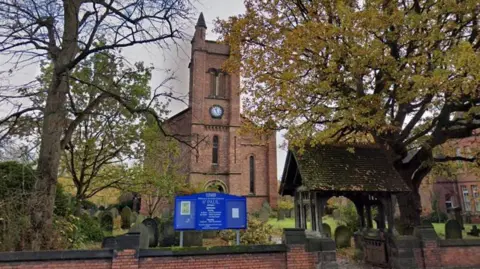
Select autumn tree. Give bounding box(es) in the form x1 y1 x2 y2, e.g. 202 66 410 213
128 121 186 217
217 0 480 232
0 0 193 249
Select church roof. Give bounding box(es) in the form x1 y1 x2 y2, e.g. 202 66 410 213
279 144 410 196
196 12 207 28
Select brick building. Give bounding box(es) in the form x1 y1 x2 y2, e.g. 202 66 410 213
419 132 480 223
141 13 277 214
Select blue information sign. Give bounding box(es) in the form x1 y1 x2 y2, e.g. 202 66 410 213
174 192 247 231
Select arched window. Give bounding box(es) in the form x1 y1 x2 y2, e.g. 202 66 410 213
209 68 217 96
249 156 255 194
212 135 219 164
208 68 228 98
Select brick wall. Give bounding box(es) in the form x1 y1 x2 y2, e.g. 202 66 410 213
393 226 480 269
140 252 286 269
0 229 335 269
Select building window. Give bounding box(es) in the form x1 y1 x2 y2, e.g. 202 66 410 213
462 185 471 212
445 195 454 210
473 185 480 212
208 68 227 98
249 156 255 194
212 135 219 165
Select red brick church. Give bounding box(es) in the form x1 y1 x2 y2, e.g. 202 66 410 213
141 13 277 214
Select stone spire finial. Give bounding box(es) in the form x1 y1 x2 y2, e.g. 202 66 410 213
196 12 207 28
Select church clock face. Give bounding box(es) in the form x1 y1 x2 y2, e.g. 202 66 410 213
210 105 224 118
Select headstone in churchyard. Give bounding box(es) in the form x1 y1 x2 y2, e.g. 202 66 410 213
184 231 203 247
322 223 332 238
286 209 293 218
464 213 472 224
129 223 150 249
121 206 133 229
109 207 119 218
448 207 464 229
334 225 352 248
101 236 116 249
445 219 463 239
159 218 178 247
467 225 479 237
332 209 341 220
131 212 138 224
277 210 285 220
142 218 159 247
259 207 270 222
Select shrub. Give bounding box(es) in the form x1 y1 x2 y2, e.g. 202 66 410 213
220 217 273 245
278 195 294 211
338 202 359 234
76 214 104 242
54 184 74 217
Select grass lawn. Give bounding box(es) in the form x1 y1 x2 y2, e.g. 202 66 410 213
268 217 478 239
267 216 339 234
433 223 478 239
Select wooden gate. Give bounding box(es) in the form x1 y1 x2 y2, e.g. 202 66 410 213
364 237 388 267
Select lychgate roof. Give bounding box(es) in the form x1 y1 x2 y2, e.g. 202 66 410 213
279 144 410 196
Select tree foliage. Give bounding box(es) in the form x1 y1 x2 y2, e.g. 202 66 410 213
34 49 156 204
217 0 480 230
0 0 193 249
128 121 187 217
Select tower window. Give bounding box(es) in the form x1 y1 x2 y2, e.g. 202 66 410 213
212 135 219 165
208 68 228 98
249 156 255 194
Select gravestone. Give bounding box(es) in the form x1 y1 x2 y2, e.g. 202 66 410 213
467 225 479 237
277 210 285 220
109 207 119 218
100 213 113 231
286 209 293 218
445 219 463 239
184 231 203 247
101 236 116 249
121 206 133 229
142 218 159 247
322 223 332 238
129 223 150 249
448 207 464 229
259 207 270 222
158 218 178 247
334 225 352 248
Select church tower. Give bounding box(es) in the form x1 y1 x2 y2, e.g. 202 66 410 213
145 13 278 213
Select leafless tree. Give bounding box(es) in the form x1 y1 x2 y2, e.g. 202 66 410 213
0 0 194 249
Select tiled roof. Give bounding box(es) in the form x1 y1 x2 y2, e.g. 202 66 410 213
290 144 410 192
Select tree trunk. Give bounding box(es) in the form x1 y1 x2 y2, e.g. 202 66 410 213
29 0 80 249
396 189 422 235
30 71 68 250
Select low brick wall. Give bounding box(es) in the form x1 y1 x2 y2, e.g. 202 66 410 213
0 250 113 269
0 229 337 269
392 226 480 269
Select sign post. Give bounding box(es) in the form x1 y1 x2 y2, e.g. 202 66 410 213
174 192 247 246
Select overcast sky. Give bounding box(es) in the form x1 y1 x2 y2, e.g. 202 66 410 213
0 0 288 180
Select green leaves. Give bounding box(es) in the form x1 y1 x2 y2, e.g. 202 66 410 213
216 0 480 152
